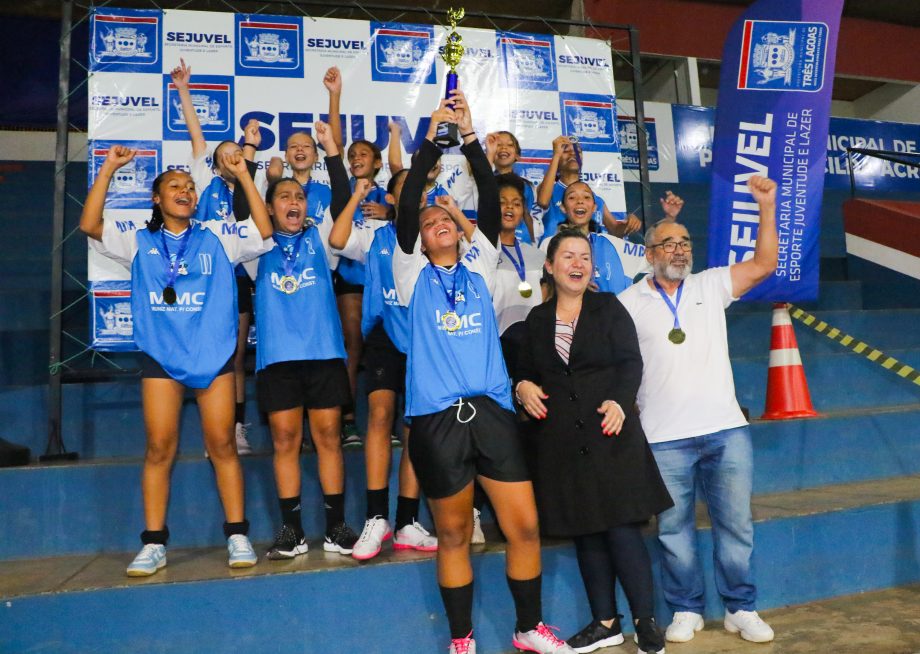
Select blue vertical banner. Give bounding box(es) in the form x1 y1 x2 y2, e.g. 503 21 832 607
707 0 844 302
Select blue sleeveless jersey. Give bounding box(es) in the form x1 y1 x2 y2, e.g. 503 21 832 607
540 180 607 243
132 225 237 388
590 232 631 295
255 227 345 370
194 176 233 223
337 179 390 286
402 248 513 417
361 224 409 353
301 178 332 225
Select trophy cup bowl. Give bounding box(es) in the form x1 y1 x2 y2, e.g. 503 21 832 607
433 7 465 148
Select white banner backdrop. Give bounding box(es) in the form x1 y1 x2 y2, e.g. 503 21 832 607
86 7 626 349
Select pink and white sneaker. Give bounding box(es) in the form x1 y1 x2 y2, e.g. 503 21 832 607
513 622 577 653
394 520 438 551
351 516 391 561
449 632 476 654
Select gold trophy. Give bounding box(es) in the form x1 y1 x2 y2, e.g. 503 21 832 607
433 7 465 148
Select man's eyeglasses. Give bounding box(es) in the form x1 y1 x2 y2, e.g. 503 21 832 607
650 239 692 253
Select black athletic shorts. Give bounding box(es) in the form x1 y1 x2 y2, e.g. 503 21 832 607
256 358 352 413
332 269 364 296
140 353 233 382
236 274 254 315
408 395 530 500
362 324 406 394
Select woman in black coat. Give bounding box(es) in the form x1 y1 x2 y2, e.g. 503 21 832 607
515 229 672 654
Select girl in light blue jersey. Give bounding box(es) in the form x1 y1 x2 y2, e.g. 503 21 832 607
326 165 438 561
486 130 538 244
536 135 642 242
170 58 259 454
255 121 360 560
80 145 273 578
325 70 393 445
541 181 635 296
394 94 575 654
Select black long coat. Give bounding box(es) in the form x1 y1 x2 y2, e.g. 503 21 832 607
516 291 673 538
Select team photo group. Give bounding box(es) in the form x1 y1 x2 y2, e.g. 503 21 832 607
84 33 781 652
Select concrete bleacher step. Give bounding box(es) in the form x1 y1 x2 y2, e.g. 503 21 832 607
3 403 920 561
3 474 919 654
4 342 918 461
732 348 920 416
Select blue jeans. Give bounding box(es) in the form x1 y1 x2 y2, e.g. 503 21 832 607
650 426 756 614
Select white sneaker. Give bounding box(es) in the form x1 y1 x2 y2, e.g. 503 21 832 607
724 610 774 643
449 633 476 654
235 422 253 455
126 543 166 577
227 534 258 568
394 520 438 551
352 516 392 560
665 612 704 642
512 622 576 653
471 508 485 545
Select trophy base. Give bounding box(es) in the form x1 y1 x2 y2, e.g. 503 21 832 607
433 121 460 149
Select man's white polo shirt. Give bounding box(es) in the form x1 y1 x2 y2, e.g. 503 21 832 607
617 267 748 444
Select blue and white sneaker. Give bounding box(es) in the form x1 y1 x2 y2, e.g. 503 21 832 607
126 543 166 577
227 534 258 568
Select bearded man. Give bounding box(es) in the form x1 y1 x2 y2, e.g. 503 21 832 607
617 175 778 646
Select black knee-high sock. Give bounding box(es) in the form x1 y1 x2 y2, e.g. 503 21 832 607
395 495 420 530
279 496 304 538
507 575 542 633
439 582 474 639
324 493 345 534
606 524 655 619
235 402 245 424
366 487 389 520
573 532 618 622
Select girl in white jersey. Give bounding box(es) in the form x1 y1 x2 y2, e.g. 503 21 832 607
394 94 575 654
80 146 273 577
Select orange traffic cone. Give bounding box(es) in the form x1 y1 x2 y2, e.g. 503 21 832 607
761 303 818 420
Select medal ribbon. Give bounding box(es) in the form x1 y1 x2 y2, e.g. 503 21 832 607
273 229 306 279
501 239 527 283
433 264 460 314
159 226 193 290
652 278 685 331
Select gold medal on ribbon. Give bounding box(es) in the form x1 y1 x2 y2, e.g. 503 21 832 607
441 311 462 332
668 328 686 344
518 281 533 298
279 275 299 295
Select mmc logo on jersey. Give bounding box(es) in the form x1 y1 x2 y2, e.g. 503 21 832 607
370 23 436 85
737 20 828 92
617 115 659 171
91 141 161 210
163 75 234 141
90 8 161 72
499 32 557 91
235 15 303 77
559 93 618 152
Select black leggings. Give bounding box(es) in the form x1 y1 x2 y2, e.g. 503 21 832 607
573 524 654 622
